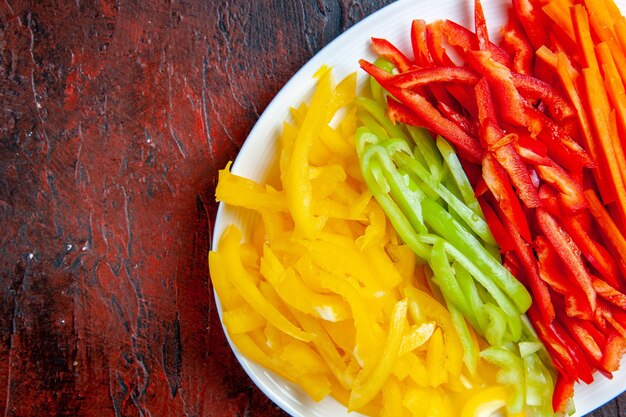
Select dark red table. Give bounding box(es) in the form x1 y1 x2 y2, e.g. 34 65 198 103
1 0 624 416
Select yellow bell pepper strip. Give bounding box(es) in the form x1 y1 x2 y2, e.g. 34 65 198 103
319 270 383 369
218 225 313 342
460 385 507 417
216 162 287 212
349 299 408 410
399 322 436 356
286 69 356 239
380 376 404 417
222 304 266 334
404 287 464 377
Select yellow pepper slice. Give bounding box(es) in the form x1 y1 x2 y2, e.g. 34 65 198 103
219 225 312 342
216 162 287 211
460 385 507 417
349 299 408 410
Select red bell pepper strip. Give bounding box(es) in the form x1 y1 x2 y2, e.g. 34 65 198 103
602 331 626 372
535 227 594 322
552 374 575 414
592 276 626 311
360 59 483 162
473 0 490 51
527 305 580 380
482 153 532 242
536 208 597 313
597 300 626 340
526 104 594 171
475 78 541 208
561 212 622 288
477 196 515 253
437 19 512 68
496 202 555 325
467 51 528 127
425 21 457 67
501 18 534 75
411 19 433 67
534 164 586 211
437 101 478 137
389 66 479 89
533 232 594 320
559 314 604 364
511 73 576 121
511 0 552 49
370 37 413 72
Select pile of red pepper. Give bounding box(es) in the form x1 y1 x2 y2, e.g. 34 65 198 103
360 0 626 412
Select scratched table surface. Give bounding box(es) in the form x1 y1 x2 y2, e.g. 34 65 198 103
0 0 625 416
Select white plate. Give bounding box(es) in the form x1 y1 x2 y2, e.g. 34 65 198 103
211 0 626 415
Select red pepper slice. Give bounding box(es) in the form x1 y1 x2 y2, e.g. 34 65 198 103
437 101 478 137
511 0 552 50
554 298 610 375
477 196 516 252
501 18 533 75
437 19 512 68
552 374 575 414
475 78 541 208
495 204 555 324
592 276 626 311
602 331 626 372
535 235 594 320
561 212 622 288
511 73 576 121
411 19 434 67
536 208 597 312
534 163 586 211
528 305 582 380
360 59 483 162
525 105 594 171
389 66 479 89
370 37 414 73
468 51 528 127
482 153 532 242
425 21 456 67
473 0 490 51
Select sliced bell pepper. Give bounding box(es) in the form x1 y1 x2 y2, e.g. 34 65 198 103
359 59 484 162
536 208 597 312
501 18 534 75
475 78 541 209
482 153 532 242
437 19 512 68
370 37 413 73
552 374 575 414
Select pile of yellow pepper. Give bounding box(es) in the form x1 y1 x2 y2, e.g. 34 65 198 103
209 68 514 416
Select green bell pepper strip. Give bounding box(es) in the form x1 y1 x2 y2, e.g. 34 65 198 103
392 147 497 246
360 143 427 236
447 298 479 377
419 196 531 313
406 126 445 183
430 240 479 327
355 96 408 140
479 302 508 347
436 135 482 215
480 346 526 414
418 233 523 342
369 58 395 106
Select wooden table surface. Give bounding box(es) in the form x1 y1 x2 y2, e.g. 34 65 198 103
0 0 624 416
